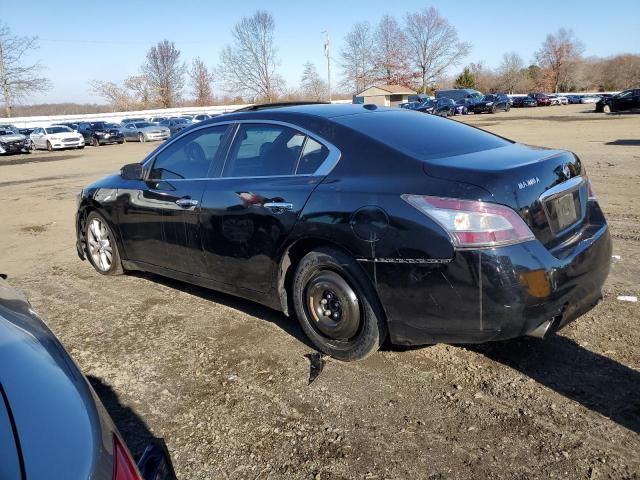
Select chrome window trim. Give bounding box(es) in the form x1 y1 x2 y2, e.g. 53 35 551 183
140 119 341 180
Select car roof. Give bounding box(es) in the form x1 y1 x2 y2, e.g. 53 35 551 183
206 103 395 123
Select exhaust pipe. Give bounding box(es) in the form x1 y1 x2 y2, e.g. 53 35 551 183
527 319 553 339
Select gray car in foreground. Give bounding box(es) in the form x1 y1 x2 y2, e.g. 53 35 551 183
123 122 171 143
0 278 175 480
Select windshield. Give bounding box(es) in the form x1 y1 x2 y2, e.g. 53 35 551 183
45 126 72 134
174 118 190 124
134 122 152 128
0 130 14 135
483 95 496 101
90 122 108 129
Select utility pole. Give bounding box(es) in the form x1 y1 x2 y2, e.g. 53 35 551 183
323 30 332 102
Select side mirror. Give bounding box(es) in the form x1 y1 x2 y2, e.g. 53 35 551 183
121 163 144 180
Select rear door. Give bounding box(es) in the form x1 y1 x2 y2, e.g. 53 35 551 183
117 125 231 274
199 122 336 292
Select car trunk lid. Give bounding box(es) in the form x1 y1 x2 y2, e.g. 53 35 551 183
423 143 588 249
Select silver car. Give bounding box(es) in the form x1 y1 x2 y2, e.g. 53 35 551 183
122 122 170 142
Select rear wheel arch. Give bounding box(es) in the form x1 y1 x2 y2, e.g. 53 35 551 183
276 237 376 317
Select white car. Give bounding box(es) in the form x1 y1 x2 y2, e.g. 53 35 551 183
31 125 85 151
580 95 600 104
192 114 211 122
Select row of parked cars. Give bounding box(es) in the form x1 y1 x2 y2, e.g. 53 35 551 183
398 88 637 117
0 112 220 154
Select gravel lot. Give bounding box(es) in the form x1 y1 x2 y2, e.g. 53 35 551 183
1 104 639 479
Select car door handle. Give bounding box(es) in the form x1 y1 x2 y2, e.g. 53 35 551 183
175 198 199 208
264 202 293 213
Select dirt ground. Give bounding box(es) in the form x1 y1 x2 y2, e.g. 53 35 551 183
1 104 639 479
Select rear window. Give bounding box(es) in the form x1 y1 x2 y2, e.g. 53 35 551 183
335 110 511 161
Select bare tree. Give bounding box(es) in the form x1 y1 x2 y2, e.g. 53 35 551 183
340 21 376 93
535 28 584 93
124 75 152 108
89 80 132 111
300 62 327 101
219 10 281 102
0 23 50 117
189 58 214 106
497 52 525 93
404 7 471 93
142 40 185 108
373 15 412 86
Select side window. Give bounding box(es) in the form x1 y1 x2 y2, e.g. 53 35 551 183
149 125 229 180
222 124 305 177
297 137 329 175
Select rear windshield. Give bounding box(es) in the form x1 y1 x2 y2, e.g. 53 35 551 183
335 110 511 161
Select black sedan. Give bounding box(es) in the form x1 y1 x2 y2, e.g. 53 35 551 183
0 278 175 479
76 104 611 361
416 98 456 117
473 94 511 113
77 121 125 147
595 89 640 113
512 96 538 108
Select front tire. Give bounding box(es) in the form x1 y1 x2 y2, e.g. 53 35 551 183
46 141 53 152
138 133 145 143
92 137 100 147
85 211 123 275
292 248 387 361
603 104 611 113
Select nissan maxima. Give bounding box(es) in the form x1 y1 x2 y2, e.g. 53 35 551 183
75 104 611 361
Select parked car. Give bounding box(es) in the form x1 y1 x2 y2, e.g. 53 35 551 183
473 94 510 113
512 96 538 108
454 99 472 115
595 89 640 113
120 117 146 126
407 94 431 103
399 102 422 110
417 98 456 116
579 95 600 104
122 121 171 142
0 123 17 131
557 96 569 105
148 116 168 124
529 93 552 106
0 277 175 480
193 114 211 122
159 117 192 136
31 125 85 151
75 103 611 361
0 128 29 154
55 122 80 131
547 95 562 105
566 95 583 104
77 121 125 146
435 88 483 104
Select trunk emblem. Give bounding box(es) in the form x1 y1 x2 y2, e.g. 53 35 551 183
518 177 540 190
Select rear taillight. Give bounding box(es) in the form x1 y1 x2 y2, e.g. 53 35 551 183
402 195 535 249
113 435 141 480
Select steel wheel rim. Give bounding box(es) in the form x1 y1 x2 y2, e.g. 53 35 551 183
304 271 361 341
87 218 113 271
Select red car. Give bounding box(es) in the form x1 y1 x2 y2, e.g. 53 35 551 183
529 93 552 106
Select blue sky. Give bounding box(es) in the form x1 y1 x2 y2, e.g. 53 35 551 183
5 0 639 104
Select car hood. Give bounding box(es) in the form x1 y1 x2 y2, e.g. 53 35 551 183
0 279 114 479
0 133 25 142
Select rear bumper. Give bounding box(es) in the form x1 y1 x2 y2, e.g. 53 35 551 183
373 222 612 346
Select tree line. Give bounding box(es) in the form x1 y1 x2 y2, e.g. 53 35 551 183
1 11 639 117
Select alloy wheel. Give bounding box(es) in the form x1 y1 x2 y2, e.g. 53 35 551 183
87 218 113 272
